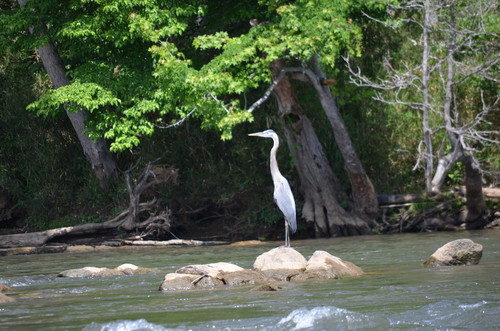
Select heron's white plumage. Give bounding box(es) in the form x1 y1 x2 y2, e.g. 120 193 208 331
248 129 297 246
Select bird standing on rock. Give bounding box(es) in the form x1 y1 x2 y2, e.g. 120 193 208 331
249 129 297 247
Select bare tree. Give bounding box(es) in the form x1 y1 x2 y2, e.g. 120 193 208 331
346 0 499 228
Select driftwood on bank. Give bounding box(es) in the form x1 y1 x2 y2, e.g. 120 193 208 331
378 186 499 207
0 201 163 248
382 199 458 233
458 186 500 200
120 239 229 246
378 193 425 206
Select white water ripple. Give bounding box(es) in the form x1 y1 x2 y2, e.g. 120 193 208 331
277 306 387 330
83 318 180 331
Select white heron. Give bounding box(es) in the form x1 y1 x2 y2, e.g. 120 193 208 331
249 129 297 247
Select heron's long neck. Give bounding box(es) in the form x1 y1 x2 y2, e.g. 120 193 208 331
269 135 282 179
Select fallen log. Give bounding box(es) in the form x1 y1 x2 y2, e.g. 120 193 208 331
458 186 500 200
0 222 121 248
120 239 229 246
378 193 424 205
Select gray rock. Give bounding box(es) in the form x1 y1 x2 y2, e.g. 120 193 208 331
423 238 483 267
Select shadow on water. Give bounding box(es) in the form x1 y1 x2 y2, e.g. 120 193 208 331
1 230 499 330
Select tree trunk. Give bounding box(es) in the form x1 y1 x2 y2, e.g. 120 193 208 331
36 42 118 182
310 56 378 221
17 0 118 183
271 60 371 236
422 0 434 194
431 3 486 229
462 154 487 229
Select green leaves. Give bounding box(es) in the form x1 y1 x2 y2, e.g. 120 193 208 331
5 0 367 152
28 81 120 116
184 0 364 139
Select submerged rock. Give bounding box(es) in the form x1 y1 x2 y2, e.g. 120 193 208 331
58 264 160 278
250 284 282 292
176 262 245 277
423 239 483 267
0 293 15 303
0 283 13 293
58 266 123 278
115 263 160 275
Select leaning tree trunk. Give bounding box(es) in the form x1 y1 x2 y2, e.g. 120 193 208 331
310 56 378 221
17 0 118 183
271 60 371 236
37 42 118 182
462 154 487 229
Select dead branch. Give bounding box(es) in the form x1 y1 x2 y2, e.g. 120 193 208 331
383 199 458 234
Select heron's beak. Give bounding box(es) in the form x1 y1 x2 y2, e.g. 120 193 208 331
248 132 264 137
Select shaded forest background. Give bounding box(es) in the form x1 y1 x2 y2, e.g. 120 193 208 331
0 0 498 244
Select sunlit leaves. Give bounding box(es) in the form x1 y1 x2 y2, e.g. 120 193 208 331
186 0 364 138
5 0 367 152
28 81 120 115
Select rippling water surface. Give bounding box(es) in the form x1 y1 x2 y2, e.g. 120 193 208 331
1 230 499 330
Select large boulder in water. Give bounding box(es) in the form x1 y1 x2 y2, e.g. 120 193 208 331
253 247 308 281
423 239 483 267
302 251 364 279
159 262 275 291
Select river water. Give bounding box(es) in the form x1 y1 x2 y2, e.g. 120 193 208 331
1 230 499 330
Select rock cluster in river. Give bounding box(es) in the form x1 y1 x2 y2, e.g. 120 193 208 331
159 247 364 291
423 238 483 267
49 238 486 295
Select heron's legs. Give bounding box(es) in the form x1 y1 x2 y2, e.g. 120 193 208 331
285 221 290 247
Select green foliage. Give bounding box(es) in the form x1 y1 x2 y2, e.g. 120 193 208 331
2 0 367 152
